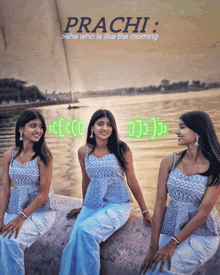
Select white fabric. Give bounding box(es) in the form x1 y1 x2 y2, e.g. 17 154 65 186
145 234 220 274
59 203 131 275
0 211 56 275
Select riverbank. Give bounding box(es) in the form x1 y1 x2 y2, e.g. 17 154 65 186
82 83 220 98
0 100 74 115
1 86 220 113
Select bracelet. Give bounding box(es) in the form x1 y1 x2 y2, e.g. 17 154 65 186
19 211 28 219
171 236 180 246
142 209 149 214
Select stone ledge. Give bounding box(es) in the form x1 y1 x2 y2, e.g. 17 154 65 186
24 195 220 274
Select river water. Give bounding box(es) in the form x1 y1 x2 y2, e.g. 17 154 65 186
1 89 220 213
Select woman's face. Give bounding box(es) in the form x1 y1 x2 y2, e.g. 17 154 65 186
91 116 113 141
20 118 44 143
176 120 197 146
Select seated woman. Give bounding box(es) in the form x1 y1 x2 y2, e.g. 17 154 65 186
140 111 220 275
59 109 152 275
0 110 56 275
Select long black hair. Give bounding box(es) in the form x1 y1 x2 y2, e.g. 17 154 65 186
15 110 52 166
86 109 128 171
178 111 220 186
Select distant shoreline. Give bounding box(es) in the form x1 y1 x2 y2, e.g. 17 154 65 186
0 100 74 113
81 83 220 98
76 88 220 109
1 86 220 114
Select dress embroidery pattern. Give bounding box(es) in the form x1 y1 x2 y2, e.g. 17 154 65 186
83 147 130 209
7 149 56 214
161 153 220 236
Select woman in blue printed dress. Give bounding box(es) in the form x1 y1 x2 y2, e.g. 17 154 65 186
0 110 56 275
140 111 220 275
59 109 152 275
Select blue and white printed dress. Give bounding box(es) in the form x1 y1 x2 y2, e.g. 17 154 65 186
146 152 220 275
0 148 56 275
59 144 131 275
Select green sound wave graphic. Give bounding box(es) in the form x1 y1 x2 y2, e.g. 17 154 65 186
127 116 169 140
47 116 85 138
47 116 169 140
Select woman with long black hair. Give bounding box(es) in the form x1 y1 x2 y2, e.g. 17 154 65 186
0 110 56 274
140 111 220 275
59 109 152 275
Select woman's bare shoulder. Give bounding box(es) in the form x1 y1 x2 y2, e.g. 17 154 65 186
78 145 87 159
160 153 175 171
162 153 173 162
3 147 14 162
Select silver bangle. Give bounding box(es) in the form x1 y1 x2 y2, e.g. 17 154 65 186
19 211 27 219
142 209 149 214
171 236 180 246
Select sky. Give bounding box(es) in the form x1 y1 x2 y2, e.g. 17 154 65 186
0 0 220 93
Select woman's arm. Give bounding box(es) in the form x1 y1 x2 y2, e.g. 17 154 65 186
66 145 90 220
124 147 153 226
1 156 53 238
175 183 220 242
142 165 220 273
22 157 53 215
149 155 172 250
140 154 173 274
0 150 12 232
78 146 90 200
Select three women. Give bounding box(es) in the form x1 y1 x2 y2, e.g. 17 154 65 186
1 108 220 275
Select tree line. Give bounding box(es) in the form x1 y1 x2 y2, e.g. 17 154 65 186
0 78 45 103
84 79 220 97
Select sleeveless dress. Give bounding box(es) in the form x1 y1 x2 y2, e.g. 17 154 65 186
59 145 131 275
83 144 131 208
146 153 220 275
0 149 56 275
7 148 56 214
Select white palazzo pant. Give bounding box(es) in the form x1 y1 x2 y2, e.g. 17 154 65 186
59 202 131 275
0 211 56 275
145 234 220 275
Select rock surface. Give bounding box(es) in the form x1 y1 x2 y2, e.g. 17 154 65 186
24 195 82 275
24 195 220 274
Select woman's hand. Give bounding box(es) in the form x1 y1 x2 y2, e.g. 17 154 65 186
66 207 82 220
142 211 152 227
140 246 157 274
0 214 25 239
150 240 176 272
141 240 177 274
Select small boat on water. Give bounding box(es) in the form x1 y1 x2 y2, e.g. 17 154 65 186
68 105 80 109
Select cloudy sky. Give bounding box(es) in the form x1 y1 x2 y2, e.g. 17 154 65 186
0 0 219 92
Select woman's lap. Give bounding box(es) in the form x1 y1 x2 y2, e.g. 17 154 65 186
2 211 56 249
0 211 55 275
59 203 130 275
70 202 131 242
146 234 220 275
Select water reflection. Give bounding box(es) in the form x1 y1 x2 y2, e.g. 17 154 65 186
1 90 220 213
